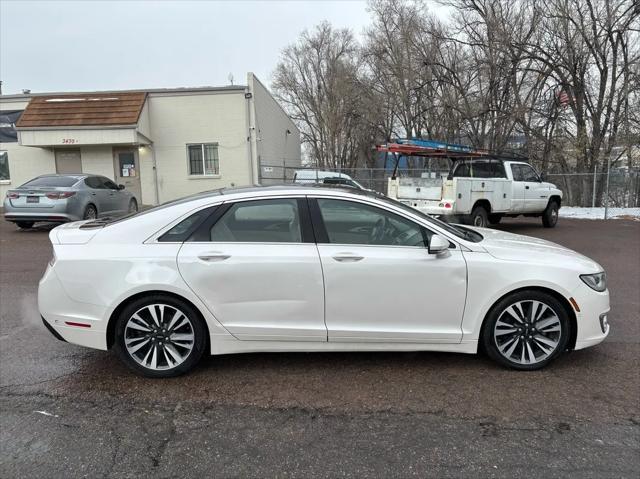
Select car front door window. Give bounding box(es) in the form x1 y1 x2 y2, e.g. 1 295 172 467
316 198 428 247
520 165 540 182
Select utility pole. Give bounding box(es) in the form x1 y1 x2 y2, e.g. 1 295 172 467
592 163 597 207
604 154 611 220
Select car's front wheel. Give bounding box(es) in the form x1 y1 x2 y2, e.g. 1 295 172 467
542 201 559 228
482 291 570 370
113 295 207 378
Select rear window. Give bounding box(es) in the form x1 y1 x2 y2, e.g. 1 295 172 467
22 176 79 187
452 160 507 179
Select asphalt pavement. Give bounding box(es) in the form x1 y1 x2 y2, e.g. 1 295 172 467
0 216 638 478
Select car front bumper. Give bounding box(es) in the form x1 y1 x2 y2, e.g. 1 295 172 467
571 282 610 350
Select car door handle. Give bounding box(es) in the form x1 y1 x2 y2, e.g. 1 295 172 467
198 252 231 262
525 185 530 189
332 253 364 262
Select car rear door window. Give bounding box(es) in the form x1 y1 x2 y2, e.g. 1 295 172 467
209 199 302 243
315 198 428 247
102 178 119 190
84 177 102 189
158 208 214 242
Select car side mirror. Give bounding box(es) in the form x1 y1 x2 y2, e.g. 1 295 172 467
539 173 546 182
118 184 125 190
428 234 449 255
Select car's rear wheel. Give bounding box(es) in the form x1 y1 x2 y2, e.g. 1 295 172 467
128 198 138 213
482 291 570 370
542 201 559 228
83 204 97 220
16 221 34 229
113 295 207 378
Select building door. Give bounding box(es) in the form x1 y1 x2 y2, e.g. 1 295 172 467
55 149 82 174
113 148 142 202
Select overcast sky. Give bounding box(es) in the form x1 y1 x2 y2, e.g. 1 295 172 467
0 0 450 95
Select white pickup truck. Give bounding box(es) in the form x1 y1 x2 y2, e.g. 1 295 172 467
387 159 563 228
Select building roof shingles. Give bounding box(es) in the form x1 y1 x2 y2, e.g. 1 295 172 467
16 92 147 128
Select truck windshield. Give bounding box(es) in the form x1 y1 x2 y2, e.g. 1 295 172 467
379 195 483 243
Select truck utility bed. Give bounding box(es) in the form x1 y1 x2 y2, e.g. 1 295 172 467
378 139 563 228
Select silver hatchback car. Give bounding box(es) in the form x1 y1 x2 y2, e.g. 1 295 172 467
3 174 138 229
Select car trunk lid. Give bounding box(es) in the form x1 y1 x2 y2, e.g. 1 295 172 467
50 221 101 244
7 186 72 209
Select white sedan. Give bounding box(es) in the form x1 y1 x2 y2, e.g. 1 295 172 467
38 186 610 377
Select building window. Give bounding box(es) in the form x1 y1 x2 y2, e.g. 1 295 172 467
0 151 10 181
187 143 219 176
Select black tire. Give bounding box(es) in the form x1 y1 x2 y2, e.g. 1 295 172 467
113 294 207 378
469 205 489 228
128 198 138 213
482 290 570 371
83 204 98 220
488 214 502 225
16 221 34 229
542 201 559 228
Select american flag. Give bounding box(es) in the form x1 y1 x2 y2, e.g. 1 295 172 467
557 90 570 107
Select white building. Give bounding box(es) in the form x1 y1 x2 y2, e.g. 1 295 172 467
0 73 300 205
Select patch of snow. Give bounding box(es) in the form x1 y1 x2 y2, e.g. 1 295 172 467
559 207 640 220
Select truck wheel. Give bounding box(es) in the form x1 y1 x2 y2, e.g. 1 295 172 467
470 206 488 228
488 214 502 225
542 201 559 228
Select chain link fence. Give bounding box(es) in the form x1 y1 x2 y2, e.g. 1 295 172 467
259 163 640 209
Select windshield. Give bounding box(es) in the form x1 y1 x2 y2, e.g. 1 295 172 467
378 195 483 243
21 176 80 188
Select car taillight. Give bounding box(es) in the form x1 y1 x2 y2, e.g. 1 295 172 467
6 192 19 199
46 191 76 200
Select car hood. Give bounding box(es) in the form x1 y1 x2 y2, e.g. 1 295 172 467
466 227 603 271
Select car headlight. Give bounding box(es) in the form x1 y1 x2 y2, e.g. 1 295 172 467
580 272 607 292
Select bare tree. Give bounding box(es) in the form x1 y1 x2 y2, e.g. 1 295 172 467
272 22 366 170
514 0 639 205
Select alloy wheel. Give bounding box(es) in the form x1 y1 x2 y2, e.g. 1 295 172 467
493 300 562 365
84 206 97 220
124 304 195 370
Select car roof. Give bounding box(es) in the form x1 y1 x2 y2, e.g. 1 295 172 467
201 184 380 199
37 173 87 178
